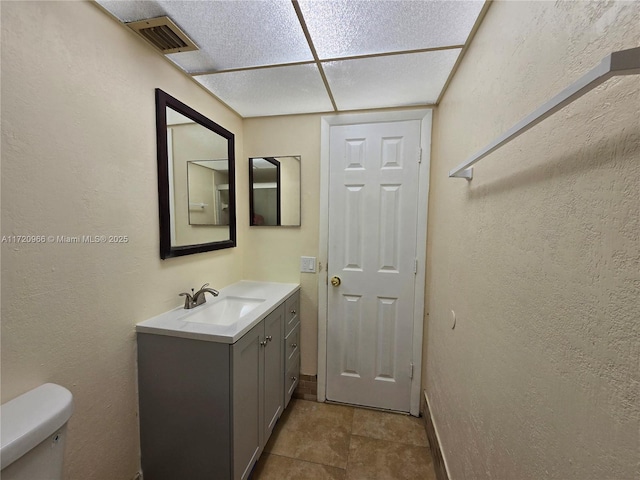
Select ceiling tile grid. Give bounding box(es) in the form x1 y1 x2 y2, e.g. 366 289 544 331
196 64 334 117
298 0 483 59
96 0 487 117
324 48 462 111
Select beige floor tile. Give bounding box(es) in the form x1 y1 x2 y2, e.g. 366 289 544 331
351 408 428 447
250 454 346 480
346 435 437 480
264 399 354 468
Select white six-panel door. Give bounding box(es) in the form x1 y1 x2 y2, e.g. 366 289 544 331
326 120 421 412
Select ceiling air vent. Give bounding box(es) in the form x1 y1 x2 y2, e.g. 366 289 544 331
127 16 198 54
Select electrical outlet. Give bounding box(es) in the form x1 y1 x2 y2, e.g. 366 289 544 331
300 256 317 273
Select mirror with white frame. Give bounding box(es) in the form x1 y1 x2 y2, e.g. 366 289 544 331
249 156 301 226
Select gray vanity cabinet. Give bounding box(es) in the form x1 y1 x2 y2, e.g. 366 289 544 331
137 300 290 480
232 303 284 480
231 321 262 480
262 303 285 440
284 293 301 407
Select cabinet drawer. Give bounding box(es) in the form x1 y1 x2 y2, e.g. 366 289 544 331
285 322 300 368
284 292 300 336
285 354 300 408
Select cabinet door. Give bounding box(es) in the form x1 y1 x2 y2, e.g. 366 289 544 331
232 322 263 480
284 292 300 336
285 353 300 408
263 304 285 442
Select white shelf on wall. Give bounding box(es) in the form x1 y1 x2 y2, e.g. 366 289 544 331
449 46 640 180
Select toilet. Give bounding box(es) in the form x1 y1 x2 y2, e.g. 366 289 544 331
1 383 74 480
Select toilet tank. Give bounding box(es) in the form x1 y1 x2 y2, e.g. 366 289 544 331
1 383 74 480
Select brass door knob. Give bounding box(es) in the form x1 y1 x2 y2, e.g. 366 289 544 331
330 276 341 287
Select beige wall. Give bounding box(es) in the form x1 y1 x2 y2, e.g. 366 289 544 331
243 116 322 374
425 1 639 479
3 1 639 479
1 2 244 479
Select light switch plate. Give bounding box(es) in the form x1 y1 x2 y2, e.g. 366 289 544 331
300 256 317 273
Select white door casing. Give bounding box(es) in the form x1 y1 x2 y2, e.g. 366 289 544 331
319 110 432 415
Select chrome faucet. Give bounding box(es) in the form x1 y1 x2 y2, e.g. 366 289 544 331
193 283 219 306
179 283 219 309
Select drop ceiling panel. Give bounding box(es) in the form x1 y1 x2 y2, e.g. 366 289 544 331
196 64 333 117
298 0 485 59
97 0 313 71
96 0 488 116
96 0 166 22
324 49 461 111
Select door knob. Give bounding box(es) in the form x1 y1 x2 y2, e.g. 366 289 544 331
330 276 341 287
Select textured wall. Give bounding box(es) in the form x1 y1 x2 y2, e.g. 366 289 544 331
1 2 244 479
243 115 322 374
425 1 639 479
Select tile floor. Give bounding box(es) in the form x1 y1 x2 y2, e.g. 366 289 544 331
250 399 437 480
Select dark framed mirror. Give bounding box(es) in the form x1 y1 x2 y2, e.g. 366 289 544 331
156 88 236 258
249 156 301 226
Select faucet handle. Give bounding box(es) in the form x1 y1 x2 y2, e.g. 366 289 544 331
179 292 195 309
199 283 210 291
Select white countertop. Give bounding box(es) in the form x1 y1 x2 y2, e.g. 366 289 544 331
136 280 300 344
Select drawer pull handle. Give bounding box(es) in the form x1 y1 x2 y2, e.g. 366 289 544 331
290 309 296 315
266 335 272 342
291 376 297 383
290 343 297 349
260 339 268 346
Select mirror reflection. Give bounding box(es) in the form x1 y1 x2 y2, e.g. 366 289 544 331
249 156 301 227
187 161 230 226
157 89 236 259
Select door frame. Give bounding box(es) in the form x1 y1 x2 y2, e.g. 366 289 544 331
318 109 432 416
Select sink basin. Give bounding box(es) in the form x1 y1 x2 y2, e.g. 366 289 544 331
136 281 300 343
180 296 265 326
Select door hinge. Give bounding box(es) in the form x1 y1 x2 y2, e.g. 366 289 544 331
418 148 423 163
414 259 418 274
410 362 414 379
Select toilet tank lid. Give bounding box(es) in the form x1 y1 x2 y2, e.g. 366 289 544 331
1 383 74 470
